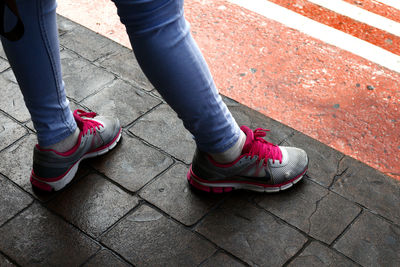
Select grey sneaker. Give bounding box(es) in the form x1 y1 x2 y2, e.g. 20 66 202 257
30 109 121 191
187 126 308 193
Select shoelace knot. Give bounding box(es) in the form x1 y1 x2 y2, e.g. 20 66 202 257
73 109 103 137
248 128 283 165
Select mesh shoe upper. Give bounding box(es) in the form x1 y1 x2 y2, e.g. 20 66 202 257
191 125 308 186
32 110 121 180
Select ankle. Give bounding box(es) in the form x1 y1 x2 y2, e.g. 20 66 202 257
42 128 80 152
209 130 246 163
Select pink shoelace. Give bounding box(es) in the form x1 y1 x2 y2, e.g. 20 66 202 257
247 128 283 165
73 109 103 136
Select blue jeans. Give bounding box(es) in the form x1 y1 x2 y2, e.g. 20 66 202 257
1 0 240 153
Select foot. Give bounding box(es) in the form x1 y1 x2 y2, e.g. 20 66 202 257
187 126 308 193
30 109 122 191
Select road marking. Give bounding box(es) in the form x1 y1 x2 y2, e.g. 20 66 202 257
228 0 400 73
342 0 400 23
375 0 400 10
265 0 400 55
308 0 400 37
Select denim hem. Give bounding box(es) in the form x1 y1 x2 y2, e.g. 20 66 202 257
37 120 77 147
196 125 242 154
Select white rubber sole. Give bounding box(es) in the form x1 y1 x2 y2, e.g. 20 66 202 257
188 167 306 193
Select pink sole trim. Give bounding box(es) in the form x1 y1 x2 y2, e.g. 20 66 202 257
187 171 233 193
30 177 53 191
30 127 122 192
187 165 307 193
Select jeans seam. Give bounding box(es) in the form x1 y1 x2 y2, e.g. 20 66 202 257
37 0 71 133
182 20 239 153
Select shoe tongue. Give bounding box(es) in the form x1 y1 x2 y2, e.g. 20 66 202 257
73 113 84 130
240 126 254 154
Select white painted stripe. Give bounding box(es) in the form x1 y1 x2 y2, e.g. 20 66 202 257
308 0 400 37
227 0 400 73
376 0 400 11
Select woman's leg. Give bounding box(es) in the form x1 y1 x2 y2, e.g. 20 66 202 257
113 0 308 193
1 0 76 147
1 0 121 192
112 0 242 154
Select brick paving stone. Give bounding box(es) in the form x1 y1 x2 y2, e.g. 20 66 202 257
283 132 344 187
0 135 37 191
0 134 88 201
83 249 131 267
82 79 161 127
201 251 246 267
255 179 360 244
0 44 5 59
0 71 30 122
47 173 139 238
332 156 400 224
288 241 357 267
96 47 153 91
101 204 216 266
149 88 163 99
25 120 35 132
61 50 115 102
334 211 400 267
0 175 32 226
0 57 9 72
129 104 196 164
226 100 294 144
196 195 307 266
140 164 227 226
0 113 27 152
57 15 78 36
0 254 16 267
60 20 120 62
0 203 99 266
91 133 172 192
221 95 241 107
1 68 16 83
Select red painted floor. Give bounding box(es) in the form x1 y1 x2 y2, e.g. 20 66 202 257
57 0 400 179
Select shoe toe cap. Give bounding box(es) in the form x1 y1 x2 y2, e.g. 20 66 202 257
94 116 121 144
269 146 308 184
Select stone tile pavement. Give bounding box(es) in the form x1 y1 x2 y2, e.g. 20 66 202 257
0 15 399 266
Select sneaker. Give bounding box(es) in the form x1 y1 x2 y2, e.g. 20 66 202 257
30 109 122 191
187 126 308 193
